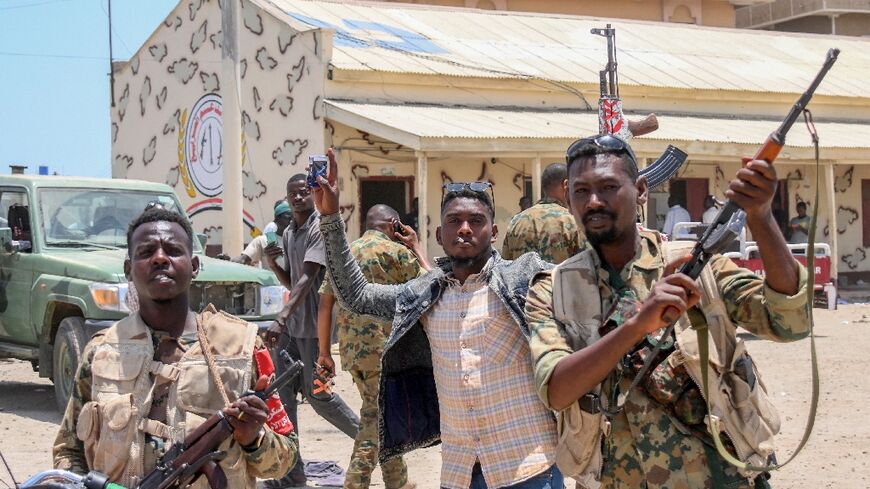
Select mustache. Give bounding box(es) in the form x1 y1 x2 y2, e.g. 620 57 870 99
582 209 617 224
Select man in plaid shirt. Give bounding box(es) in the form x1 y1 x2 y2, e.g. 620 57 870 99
313 149 563 489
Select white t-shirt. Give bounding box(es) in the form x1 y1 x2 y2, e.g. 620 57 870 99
242 235 284 269
663 205 691 235
702 207 718 224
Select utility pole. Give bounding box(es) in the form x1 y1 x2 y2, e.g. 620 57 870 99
108 0 115 107
220 0 244 254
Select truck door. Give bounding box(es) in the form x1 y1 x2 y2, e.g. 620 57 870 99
0 188 35 345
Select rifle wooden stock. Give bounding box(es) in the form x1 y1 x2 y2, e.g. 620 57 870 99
751 133 785 164
628 113 658 137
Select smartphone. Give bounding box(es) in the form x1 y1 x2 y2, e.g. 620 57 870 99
265 230 278 246
393 219 405 235
307 155 328 188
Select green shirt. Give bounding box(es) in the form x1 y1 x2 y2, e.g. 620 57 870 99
319 230 423 371
526 230 810 488
501 198 585 264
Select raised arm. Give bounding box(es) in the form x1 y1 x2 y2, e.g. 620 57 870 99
313 148 401 320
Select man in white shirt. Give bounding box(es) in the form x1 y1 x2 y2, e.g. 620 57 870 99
702 195 719 224
662 194 691 235
233 201 293 268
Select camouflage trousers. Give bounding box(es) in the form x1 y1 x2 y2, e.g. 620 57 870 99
346 369 409 489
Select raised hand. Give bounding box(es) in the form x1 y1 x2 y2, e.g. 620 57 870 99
313 147 340 216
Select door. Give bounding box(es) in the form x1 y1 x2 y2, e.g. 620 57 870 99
0 188 35 344
358 177 414 235
670 178 709 221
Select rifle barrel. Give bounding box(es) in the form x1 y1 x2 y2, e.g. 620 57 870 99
774 48 839 141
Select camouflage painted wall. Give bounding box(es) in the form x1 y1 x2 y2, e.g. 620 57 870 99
111 0 326 248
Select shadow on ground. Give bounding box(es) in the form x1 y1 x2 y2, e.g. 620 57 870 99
0 380 61 424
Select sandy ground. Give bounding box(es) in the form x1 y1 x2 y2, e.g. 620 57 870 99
1 304 869 488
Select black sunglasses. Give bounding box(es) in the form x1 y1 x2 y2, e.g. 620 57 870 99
144 201 166 211
566 134 638 167
441 181 495 208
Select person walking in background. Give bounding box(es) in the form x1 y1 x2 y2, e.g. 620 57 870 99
316 205 430 489
701 194 718 224
263 174 360 488
231 201 293 268
502 163 585 264
789 201 812 243
662 193 690 235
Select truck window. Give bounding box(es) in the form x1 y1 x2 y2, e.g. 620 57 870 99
0 190 32 252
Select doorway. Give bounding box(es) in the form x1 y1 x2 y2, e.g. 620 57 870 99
670 178 709 221
358 177 414 235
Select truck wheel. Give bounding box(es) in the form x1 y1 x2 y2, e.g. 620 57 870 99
53 317 86 412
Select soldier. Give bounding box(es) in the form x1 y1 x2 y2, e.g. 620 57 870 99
502 163 585 264
53 208 297 488
525 135 811 488
316 205 431 489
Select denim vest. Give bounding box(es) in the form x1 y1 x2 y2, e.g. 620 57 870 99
319 213 552 461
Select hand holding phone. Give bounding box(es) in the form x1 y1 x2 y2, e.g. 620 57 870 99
307 155 328 188
265 230 279 246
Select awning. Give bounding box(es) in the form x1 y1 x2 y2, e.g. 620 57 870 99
325 100 870 162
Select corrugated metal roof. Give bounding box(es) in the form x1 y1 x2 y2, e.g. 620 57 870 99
265 0 870 97
325 100 870 153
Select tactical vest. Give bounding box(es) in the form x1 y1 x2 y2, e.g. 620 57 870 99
75 306 258 488
550 242 780 484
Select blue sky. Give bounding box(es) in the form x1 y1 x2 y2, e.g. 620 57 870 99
0 0 179 177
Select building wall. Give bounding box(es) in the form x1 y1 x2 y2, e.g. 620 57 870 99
111 0 326 251
372 0 738 26
329 122 543 258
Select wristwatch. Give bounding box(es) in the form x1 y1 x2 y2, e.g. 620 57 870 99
241 427 267 453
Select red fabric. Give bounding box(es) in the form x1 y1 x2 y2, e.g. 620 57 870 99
254 347 294 435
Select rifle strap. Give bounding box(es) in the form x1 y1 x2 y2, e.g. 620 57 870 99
196 315 232 408
697 108 821 473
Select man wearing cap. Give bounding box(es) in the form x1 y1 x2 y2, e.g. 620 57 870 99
231 201 294 268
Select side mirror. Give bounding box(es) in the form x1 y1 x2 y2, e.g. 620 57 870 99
197 233 208 248
0 227 12 252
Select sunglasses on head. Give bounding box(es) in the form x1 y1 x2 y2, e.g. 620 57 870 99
566 134 638 167
441 181 496 208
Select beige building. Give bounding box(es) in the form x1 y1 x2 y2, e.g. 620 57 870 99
111 0 870 285
372 0 767 27
737 0 870 37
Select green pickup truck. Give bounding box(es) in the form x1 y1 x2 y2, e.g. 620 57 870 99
0 176 285 411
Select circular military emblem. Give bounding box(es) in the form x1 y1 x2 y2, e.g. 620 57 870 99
185 93 224 197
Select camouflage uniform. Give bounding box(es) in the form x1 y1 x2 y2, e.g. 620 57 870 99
319 229 423 489
53 319 297 486
501 198 585 264
526 230 810 489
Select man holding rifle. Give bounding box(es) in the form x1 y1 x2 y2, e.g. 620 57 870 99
525 135 811 488
53 208 297 488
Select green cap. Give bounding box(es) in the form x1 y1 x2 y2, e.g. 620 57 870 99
274 201 292 217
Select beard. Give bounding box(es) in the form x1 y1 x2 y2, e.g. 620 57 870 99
446 246 492 270
582 209 620 246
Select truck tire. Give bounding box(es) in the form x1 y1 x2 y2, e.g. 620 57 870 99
53 317 86 412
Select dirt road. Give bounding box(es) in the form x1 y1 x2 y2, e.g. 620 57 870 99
2 304 868 488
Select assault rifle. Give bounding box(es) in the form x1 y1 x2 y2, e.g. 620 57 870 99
591 24 658 139
14 353 303 489
591 24 686 189
677 47 839 281
138 351 303 489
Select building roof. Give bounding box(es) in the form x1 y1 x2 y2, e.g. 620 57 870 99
325 100 870 160
266 0 870 98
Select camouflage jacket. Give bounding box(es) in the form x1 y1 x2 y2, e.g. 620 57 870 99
502 198 585 264
53 319 297 486
526 230 810 489
320 229 423 371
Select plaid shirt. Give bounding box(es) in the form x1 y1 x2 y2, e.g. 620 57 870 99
421 259 557 489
